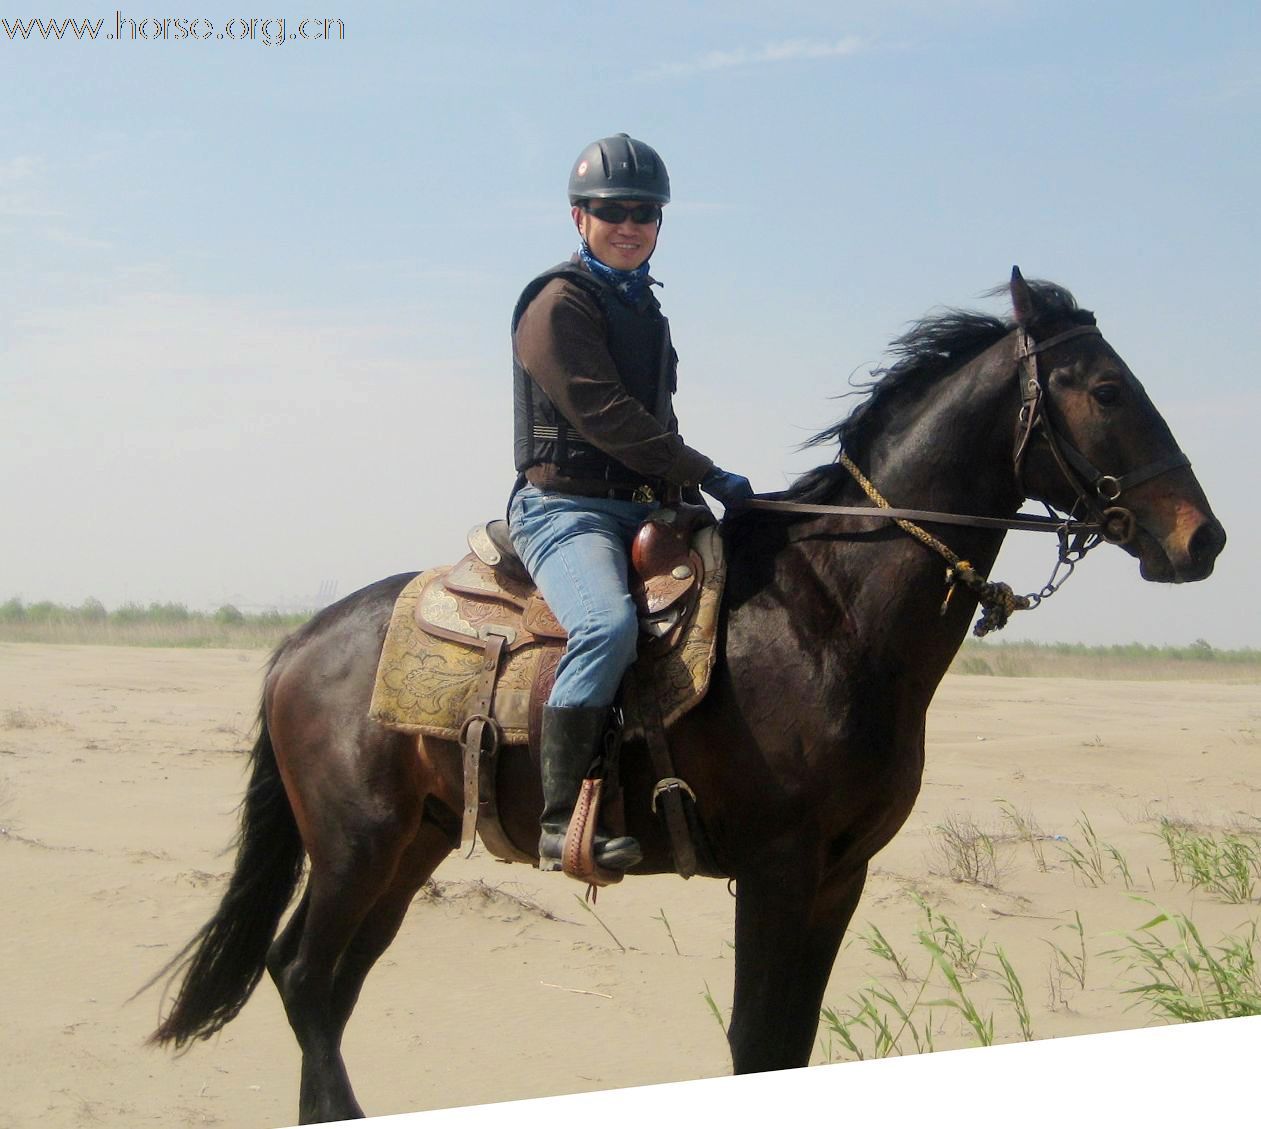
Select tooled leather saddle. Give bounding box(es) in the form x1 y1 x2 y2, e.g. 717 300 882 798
452 505 709 650
409 504 716 876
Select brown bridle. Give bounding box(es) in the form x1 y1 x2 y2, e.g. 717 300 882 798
1013 322 1190 546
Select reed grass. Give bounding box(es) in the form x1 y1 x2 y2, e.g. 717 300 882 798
653 908 682 956
993 945 1034 1041
1057 813 1134 889
822 892 1261 1064
1156 819 1261 903
930 813 1006 888
573 894 625 953
1046 910 1088 990
0 598 308 649
817 800 1261 1064
1106 904 1261 1022
996 799 1050 872
952 639 1261 682
913 894 986 977
855 922 912 981
702 981 727 1033
820 897 1032 1062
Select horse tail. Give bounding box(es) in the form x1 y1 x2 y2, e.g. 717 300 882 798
145 684 305 1049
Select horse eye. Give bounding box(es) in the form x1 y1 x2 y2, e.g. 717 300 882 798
1092 384 1121 407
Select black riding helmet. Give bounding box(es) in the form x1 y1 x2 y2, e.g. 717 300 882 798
568 133 670 204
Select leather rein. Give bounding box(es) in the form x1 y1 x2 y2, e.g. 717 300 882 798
734 322 1192 635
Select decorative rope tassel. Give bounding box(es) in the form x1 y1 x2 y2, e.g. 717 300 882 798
838 452 1035 638
948 562 1033 637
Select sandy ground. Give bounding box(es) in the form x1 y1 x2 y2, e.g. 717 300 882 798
2 642 1259 1128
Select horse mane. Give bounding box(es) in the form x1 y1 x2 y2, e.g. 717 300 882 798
782 279 1093 503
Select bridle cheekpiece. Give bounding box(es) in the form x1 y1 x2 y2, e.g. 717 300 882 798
1013 321 1190 547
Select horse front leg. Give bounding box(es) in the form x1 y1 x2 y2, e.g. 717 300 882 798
728 857 868 1073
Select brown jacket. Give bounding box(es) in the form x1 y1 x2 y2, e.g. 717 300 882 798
514 272 713 494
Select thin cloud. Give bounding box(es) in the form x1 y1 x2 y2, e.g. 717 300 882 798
639 35 868 80
1210 72 1261 104
0 154 42 184
0 154 65 219
43 225 112 251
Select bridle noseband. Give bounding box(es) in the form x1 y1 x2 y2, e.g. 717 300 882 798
1013 322 1190 546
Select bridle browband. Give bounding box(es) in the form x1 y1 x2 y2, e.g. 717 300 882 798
731 320 1193 634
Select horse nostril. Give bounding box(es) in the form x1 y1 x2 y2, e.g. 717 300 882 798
1188 519 1227 567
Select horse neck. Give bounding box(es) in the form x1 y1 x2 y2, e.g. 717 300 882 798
849 333 1023 522
792 334 1027 685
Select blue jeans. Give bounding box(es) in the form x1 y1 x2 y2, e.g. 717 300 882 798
508 484 657 709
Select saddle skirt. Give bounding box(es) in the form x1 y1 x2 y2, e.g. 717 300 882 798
368 523 726 744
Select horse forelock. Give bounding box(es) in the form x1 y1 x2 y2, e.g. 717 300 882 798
781 280 1091 504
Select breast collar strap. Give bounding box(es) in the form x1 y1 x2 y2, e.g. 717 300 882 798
1013 324 1190 544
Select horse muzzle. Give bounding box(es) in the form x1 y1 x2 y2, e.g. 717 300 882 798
1134 509 1226 583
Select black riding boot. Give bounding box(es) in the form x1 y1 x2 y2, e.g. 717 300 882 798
537 704 642 871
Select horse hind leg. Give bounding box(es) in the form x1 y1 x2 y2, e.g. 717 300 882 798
270 813 455 1124
274 851 403 1122
329 815 457 1028
267 890 310 987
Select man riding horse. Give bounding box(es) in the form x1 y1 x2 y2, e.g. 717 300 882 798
507 132 753 872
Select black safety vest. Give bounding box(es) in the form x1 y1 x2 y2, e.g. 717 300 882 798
512 259 677 486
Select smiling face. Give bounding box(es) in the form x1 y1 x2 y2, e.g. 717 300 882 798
573 198 660 271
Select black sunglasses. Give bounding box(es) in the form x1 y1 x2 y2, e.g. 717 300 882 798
581 201 662 225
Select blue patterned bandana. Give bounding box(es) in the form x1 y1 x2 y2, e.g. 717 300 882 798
579 243 652 305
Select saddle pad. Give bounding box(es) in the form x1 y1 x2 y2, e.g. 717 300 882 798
368 525 726 743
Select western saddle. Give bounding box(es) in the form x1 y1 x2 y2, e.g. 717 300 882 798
416 504 717 885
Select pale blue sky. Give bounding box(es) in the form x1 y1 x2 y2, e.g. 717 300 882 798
3 2 1258 645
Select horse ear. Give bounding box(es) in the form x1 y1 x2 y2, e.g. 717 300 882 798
1010 266 1035 327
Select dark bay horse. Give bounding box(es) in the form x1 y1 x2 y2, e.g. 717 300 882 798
147 271 1225 1123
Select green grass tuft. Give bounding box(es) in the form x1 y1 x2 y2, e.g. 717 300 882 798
1156 819 1261 903
1106 903 1261 1022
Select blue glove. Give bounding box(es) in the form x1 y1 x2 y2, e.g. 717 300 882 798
701 466 754 508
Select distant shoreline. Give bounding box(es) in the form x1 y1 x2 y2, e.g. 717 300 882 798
1 630 1258 682
952 640 1261 682
0 597 308 651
